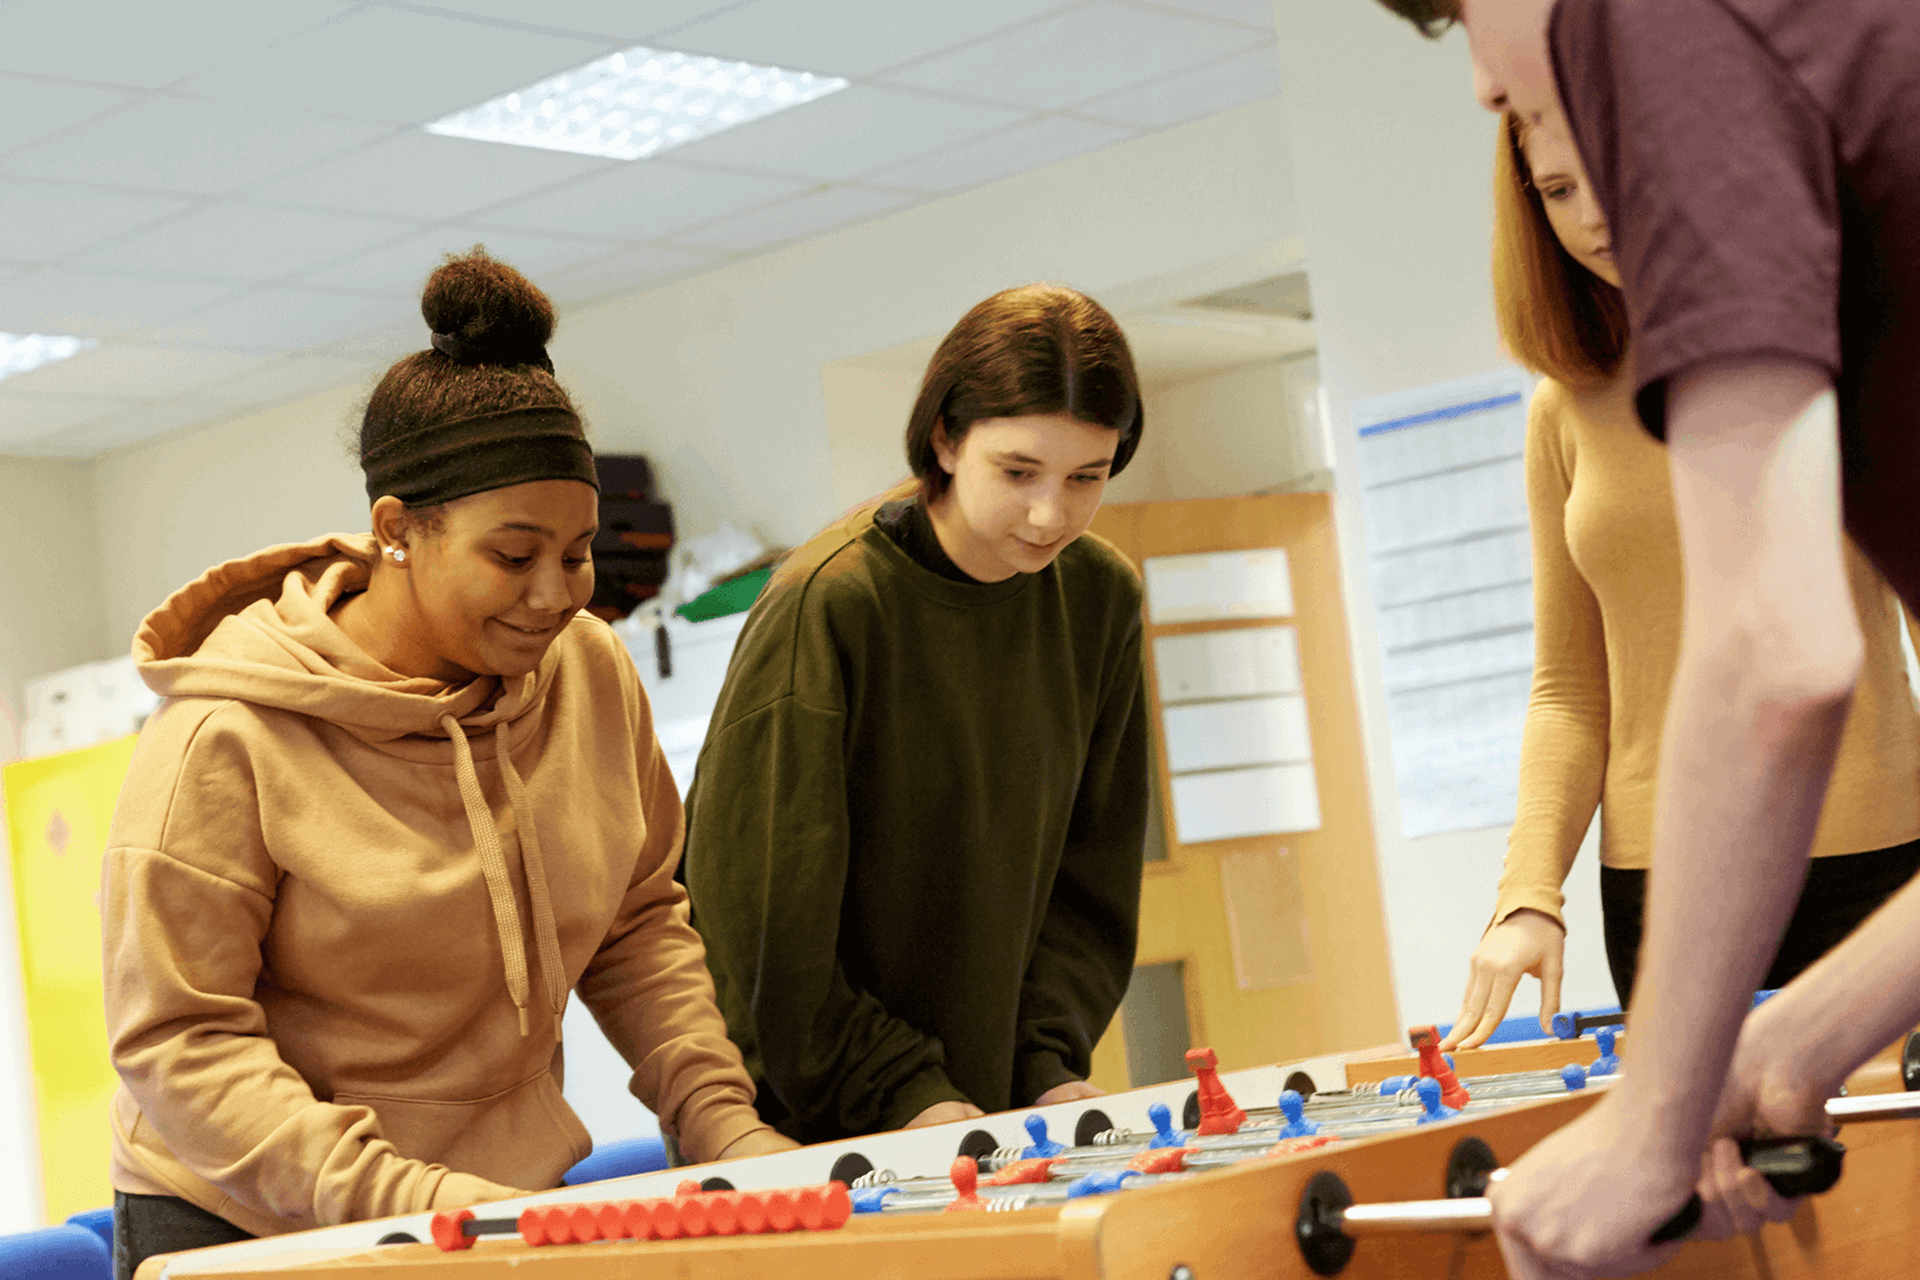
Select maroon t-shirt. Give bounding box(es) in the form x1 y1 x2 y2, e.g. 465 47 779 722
1551 0 1920 609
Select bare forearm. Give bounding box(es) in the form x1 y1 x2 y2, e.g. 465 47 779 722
1623 637 1851 1147
1623 362 1857 1151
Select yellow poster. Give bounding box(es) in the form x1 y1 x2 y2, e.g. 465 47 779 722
4 735 137 1224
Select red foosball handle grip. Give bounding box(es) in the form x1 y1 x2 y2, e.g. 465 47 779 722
1650 1136 1846 1244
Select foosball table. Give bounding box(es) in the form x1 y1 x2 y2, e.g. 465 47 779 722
134 1026 1920 1280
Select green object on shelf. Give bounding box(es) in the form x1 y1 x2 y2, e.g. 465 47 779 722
675 566 773 622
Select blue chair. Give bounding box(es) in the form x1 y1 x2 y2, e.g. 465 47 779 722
64 1209 114 1252
0 1223 112 1280
561 1135 670 1185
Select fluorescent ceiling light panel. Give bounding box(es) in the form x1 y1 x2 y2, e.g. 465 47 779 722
425 48 848 161
0 332 96 382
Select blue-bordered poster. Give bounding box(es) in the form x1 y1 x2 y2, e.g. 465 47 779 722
1352 368 1536 838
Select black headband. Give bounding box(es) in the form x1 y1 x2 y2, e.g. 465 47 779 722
362 406 598 507
430 330 555 373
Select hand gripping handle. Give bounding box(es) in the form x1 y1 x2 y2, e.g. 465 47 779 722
1649 1136 1846 1244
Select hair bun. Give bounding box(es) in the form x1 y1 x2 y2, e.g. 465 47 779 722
420 246 555 364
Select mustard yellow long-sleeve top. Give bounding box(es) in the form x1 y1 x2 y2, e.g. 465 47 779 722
1493 373 1920 926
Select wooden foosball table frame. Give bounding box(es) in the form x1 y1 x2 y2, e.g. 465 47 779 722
137 1034 1920 1280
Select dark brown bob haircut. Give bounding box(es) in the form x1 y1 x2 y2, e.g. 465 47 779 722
1492 112 1629 386
1373 0 1459 37
905 284 1143 499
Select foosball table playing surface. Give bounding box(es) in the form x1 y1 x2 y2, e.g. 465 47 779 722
134 1027 1920 1280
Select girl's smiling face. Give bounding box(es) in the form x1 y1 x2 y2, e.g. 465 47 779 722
386 479 598 681
927 413 1118 583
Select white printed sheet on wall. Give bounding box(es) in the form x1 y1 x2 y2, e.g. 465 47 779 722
1352 368 1535 839
1146 613 1322 845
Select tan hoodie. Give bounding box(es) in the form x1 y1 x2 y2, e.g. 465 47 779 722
102 533 772 1237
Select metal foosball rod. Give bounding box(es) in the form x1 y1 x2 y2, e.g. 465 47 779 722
1288 1091 1920 1276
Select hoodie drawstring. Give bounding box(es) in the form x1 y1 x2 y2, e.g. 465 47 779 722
441 714 567 1037
495 722 568 1033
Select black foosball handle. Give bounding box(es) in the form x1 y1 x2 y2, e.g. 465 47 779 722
1648 1135 1846 1244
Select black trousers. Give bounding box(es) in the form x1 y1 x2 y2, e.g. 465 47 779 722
114 1191 253 1280
1600 837 1920 1008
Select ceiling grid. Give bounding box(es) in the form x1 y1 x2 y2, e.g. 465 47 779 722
0 0 1283 456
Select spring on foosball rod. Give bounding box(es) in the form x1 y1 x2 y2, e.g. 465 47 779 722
1090 1128 1133 1146
849 1168 897 1189
985 1144 1029 1166
986 1195 1041 1212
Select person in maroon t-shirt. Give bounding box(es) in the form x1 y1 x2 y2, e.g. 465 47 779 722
1372 1 1920 1276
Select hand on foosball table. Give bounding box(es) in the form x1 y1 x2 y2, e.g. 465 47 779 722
716 1128 802 1160
1444 908 1566 1050
1033 1079 1105 1107
904 1099 986 1129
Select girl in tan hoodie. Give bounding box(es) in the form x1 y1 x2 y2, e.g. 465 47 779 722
102 251 791 1279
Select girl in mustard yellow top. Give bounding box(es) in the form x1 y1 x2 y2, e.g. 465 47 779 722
1444 115 1920 1048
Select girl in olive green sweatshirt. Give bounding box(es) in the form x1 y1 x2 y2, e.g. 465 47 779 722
686 286 1151 1144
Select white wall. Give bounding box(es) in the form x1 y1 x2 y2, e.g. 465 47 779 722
83 98 1299 640
558 96 1301 554
1269 0 1616 1030
89 384 373 658
0 458 107 745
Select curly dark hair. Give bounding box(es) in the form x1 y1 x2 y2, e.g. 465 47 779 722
1374 0 1460 37
359 247 577 493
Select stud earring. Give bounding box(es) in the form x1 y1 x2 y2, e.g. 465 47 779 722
385 546 407 564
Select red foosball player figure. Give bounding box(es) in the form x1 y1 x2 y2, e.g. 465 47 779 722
1408 1025 1470 1110
1184 1047 1247 1135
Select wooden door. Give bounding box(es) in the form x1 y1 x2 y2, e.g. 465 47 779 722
1085 493 1398 1089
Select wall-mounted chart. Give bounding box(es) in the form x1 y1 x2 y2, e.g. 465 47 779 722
1352 367 1536 839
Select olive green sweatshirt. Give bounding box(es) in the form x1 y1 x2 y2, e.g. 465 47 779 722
684 504 1148 1144
1495 375 1920 926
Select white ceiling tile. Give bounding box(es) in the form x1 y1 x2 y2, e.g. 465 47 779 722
0 76 133 155
861 116 1135 194
883 1 1264 110
74 204 419 283
312 319 421 362
0 179 196 261
663 0 1073 77
0 393 136 446
538 243 723 306
140 288 397 353
472 161 807 240
246 130 617 221
0 343 265 398
7 395 233 458
179 9 611 125
296 227 626 296
669 86 1025 181
1078 44 1283 128
1133 0 1277 28
0 1 353 90
672 186 912 252
413 2 739 42
0 97 395 196
192 353 374 411
0 270 242 337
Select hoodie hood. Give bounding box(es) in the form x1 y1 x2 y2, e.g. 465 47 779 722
134 532 551 745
